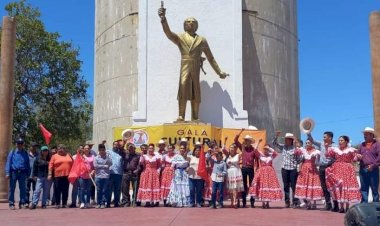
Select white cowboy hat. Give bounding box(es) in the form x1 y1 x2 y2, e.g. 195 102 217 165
244 135 253 140
299 117 315 134
284 133 295 139
195 141 201 146
362 127 375 135
248 125 258 130
177 138 188 145
158 139 166 145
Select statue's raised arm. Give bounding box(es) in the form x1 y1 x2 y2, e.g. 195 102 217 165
158 5 179 45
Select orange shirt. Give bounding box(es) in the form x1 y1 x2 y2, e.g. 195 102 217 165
49 154 73 177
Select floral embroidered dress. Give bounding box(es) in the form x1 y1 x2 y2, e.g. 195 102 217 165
226 154 244 193
167 154 191 207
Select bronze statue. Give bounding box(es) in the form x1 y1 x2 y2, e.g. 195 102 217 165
158 4 229 122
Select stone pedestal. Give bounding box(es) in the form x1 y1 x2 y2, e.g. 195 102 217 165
370 11 380 137
0 16 17 203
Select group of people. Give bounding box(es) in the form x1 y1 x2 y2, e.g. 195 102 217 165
5 127 380 213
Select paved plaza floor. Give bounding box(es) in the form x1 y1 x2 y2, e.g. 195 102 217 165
0 202 344 226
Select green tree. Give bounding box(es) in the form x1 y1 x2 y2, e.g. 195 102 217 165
0 0 92 151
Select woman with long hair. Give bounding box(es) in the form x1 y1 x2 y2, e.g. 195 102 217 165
137 143 161 207
167 144 191 207
225 143 244 208
160 144 176 206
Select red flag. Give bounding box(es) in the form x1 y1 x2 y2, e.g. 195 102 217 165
39 123 52 145
197 146 208 181
68 153 87 184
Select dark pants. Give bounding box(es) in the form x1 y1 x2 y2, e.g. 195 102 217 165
211 181 224 206
281 168 298 204
54 176 69 206
121 172 139 205
189 178 204 205
26 177 36 204
96 178 109 206
241 167 255 206
319 165 332 205
8 170 27 207
107 174 122 206
360 167 379 203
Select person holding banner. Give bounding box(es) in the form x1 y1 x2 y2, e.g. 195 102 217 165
48 144 73 208
225 144 244 208
160 144 176 207
188 146 205 207
167 144 191 207
137 144 161 207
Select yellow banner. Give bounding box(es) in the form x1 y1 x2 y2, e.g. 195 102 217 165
113 123 266 151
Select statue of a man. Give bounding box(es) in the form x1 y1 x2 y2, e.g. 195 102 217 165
158 6 229 122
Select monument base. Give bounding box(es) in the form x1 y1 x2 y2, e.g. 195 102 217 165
114 122 266 150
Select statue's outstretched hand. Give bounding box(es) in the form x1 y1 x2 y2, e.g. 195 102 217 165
219 72 229 79
158 7 166 18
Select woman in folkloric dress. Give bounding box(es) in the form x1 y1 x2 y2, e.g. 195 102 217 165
249 144 283 209
167 144 191 207
294 139 323 210
137 144 161 207
160 145 176 207
225 144 244 208
325 135 361 213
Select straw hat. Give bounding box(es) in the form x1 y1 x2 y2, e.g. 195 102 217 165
244 135 253 140
362 127 375 135
248 125 258 130
158 139 166 145
284 133 295 139
299 118 315 134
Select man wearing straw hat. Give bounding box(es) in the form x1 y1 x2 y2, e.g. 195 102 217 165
272 131 301 208
234 128 261 208
356 127 380 203
307 131 338 211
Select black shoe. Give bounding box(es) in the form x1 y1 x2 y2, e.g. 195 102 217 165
106 204 111 208
331 205 339 212
41 205 47 209
155 202 159 207
144 202 151 208
338 208 345 213
250 201 255 208
285 202 290 208
114 203 119 208
136 202 141 207
324 203 332 211
29 204 37 210
69 204 77 208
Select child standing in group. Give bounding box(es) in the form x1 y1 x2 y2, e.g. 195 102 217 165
94 144 112 209
249 144 283 208
209 152 227 209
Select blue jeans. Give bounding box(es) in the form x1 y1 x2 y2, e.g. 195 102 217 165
96 178 109 205
79 178 92 205
107 174 122 205
189 178 204 205
211 181 224 206
71 179 80 205
360 167 379 203
8 170 28 206
32 177 51 206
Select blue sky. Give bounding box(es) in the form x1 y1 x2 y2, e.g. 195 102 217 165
1 0 379 144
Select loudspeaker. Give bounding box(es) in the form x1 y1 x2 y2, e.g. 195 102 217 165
345 203 380 226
